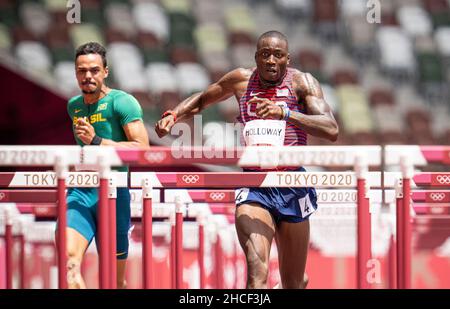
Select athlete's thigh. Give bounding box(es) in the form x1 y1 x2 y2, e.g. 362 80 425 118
235 203 275 260
66 227 90 259
64 188 97 255
275 219 310 284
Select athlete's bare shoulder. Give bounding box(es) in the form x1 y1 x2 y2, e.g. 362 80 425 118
290 68 307 86
239 67 254 79
291 69 323 99
222 68 252 83
216 68 253 95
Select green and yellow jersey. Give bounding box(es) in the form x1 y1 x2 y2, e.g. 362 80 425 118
67 89 144 171
67 89 143 144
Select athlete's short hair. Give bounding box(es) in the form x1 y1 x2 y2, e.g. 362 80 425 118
257 31 289 50
75 42 107 68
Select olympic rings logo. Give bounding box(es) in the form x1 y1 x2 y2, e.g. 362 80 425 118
144 151 166 163
0 193 4 200
181 175 200 184
436 175 450 184
209 192 225 201
429 193 445 201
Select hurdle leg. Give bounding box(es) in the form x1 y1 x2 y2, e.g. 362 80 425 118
175 198 184 289
388 234 396 289
198 220 205 289
170 222 176 289
142 178 153 289
16 219 26 289
395 178 404 289
98 155 111 289
214 232 223 289
5 209 13 289
355 156 371 289
401 156 413 289
55 155 68 289
108 176 117 289
402 178 412 289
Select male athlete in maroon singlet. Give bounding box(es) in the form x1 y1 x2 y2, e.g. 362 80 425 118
156 31 338 289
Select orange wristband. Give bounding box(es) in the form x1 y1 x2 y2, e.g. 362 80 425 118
161 110 177 122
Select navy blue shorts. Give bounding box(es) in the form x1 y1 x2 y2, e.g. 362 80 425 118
235 167 318 224
65 187 131 259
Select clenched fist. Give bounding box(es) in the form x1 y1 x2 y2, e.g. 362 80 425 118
248 97 284 120
75 117 96 145
155 114 176 138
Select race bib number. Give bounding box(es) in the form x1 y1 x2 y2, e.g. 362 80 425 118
243 119 286 146
235 188 250 204
299 194 315 217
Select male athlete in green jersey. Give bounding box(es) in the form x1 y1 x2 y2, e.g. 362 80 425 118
62 42 149 288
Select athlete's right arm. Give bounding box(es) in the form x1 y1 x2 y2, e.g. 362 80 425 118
155 68 246 138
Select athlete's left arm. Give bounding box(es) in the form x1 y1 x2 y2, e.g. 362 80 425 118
101 93 150 148
289 71 339 142
75 118 149 148
101 120 150 148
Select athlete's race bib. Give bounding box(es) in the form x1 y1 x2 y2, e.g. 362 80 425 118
243 119 286 146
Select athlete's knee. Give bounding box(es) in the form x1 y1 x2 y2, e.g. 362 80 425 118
245 246 269 288
246 249 269 272
66 255 83 288
246 236 269 265
66 256 81 274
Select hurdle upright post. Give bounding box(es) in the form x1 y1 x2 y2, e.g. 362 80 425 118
214 227 224 289
175 196 184 289
17 218 26 289
142 177 153 289
108 175 117 289
197 213 205 289
400 156 413 289
170 212 176 289
355 155 371 289
55 154 68 289
388 233 397 289
98 154 111 289
395 177 404 289
4 208 13 289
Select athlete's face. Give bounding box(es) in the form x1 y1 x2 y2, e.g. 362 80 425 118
75 54 108 95
255 37 290 83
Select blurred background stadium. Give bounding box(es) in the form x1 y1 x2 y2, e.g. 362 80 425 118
0 0 450 289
